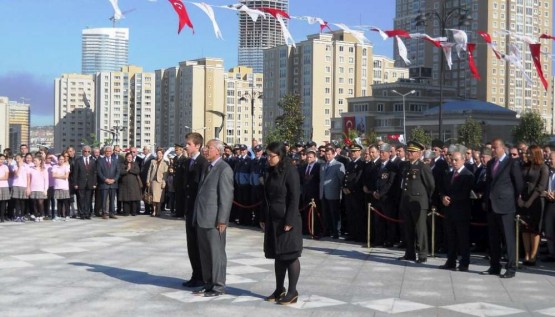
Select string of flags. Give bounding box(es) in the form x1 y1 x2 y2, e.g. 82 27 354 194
107 0 552 90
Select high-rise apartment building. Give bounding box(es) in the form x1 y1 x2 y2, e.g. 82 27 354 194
95 66 156 147
394 0 553 133
225 66 263 145
263 30 373 143
155 58 225 147
8 100 31 151
54 74 95 152
372 55 409 84
82 28 129 74
0 97 10 151
238 0 288 73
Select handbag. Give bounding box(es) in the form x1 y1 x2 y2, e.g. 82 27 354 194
143 187 153 205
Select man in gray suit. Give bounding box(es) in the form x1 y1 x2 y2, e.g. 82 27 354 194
319 146 345 239
192 139 234 297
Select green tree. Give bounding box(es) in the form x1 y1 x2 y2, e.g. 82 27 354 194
513 111 549 145
80 133 102 148
458 117 483 149
409 127 432 146
264 94 304 144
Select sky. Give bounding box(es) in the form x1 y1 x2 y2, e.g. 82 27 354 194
0 0 396 126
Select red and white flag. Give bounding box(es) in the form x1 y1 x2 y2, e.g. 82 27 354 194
409 33 446 48
168 0 194 34
396 36 411 65
540 33 555 40
466 43 480 80
223 3 265 22
447 29 468 58
477 31 502 59
333 23 369 44
369 26 410 40
530 43 548 90
260 7 295 47
440 42 455 70
295 16 331 32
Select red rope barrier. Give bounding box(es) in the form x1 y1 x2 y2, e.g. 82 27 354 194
232 201 262 209
371 207 404 223
431 210 488 227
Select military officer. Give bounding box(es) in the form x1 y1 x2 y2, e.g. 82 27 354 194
249 145 266 225
373 143 399 247
398 141 435 263
343 144 366 242
233 144 252 225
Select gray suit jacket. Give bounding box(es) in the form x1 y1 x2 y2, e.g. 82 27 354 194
193 157 234 228
319 159 345 200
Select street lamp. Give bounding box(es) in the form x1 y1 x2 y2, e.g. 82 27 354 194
415 3 472 141
239 80 263 145
391 89 416 142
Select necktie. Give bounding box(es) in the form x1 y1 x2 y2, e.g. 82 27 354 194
306 165 311 176
451 171 459 184
85 157 89 168
492 159 500 175
107 158 111 167
189 158 195 167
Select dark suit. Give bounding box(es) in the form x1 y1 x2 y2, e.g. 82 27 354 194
184 153 209 284
431 156 449 251
319 159 345 238
193 157 234 293
73 156 97 218
97 156 120 216
173 154 187 217
301 162 320 235
374 160 398 245
400 160 435 260
440 167 474 267
484 155 524 273
343 158 365 241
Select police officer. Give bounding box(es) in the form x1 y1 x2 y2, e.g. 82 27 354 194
233 144 252 225
343 144 366 242
249 145 266 226
398 141 435 263
172 143 187 218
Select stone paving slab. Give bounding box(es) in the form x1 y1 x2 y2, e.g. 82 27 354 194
2 215 555 316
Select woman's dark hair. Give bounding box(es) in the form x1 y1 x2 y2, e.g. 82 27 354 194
266 141 290 172
125 152 133 159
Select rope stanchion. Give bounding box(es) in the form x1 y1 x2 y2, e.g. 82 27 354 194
431 207 436 258
309 199 316 239
371 207 404 223
367 203 371 249
516 214 521 269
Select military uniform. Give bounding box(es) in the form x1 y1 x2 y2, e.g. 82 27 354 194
400 142 435 262
249 145 267 226
343 145 366 241
233 145 252 225
374 159 398 246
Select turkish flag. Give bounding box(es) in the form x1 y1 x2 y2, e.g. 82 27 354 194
388 134 400 140
530 43 548 90
259 7 290 19
168 0 194 34
467 43 480 80
343 116 355 134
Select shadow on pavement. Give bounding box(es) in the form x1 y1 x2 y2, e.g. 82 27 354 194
68 262 264 297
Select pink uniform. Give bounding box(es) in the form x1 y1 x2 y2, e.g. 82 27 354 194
11 165 29 188
51 165 70 190
0 165 8 188
28 167 49 193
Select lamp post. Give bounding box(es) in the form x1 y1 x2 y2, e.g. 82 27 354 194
414 2 472 141
391 89 416 142
239 79 263 145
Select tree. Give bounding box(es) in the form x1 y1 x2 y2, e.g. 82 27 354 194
513 111 549 145
409 127 432 146
264 94 304 144
80 133 102 148
458 117 483 149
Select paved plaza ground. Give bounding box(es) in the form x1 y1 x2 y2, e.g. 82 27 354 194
2 215 555 317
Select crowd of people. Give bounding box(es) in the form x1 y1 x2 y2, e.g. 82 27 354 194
2 134 555 296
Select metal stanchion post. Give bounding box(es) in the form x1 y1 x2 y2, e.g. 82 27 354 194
515 214 520 269
431 207 436 258
310 198 315 239
367 203 372 249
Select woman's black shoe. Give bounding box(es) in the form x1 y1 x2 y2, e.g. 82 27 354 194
265 288 286 302
278 290 298 305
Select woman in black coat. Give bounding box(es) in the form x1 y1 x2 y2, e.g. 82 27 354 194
260 142 301 305
119 152 142 216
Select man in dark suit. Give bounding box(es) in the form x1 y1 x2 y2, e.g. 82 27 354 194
319 146 345 239
372 143 398 247
249 145 267 226
130 147 143 215
192 139 233 297
482 138 524 278
363 145 381 245
140 146 154 215
97 146 120 219
182 133 209 288
300 149 320 236
172 143 187 218
439 150 474 271
73 146 97 219
430 139 449 253
398 141 435 263
232 144 252 225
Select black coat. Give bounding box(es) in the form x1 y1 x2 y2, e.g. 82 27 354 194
184 154 209 218
262 161 302 260
440 167 475 220
118 162 142 201
485 156 524 214
73 156 97 189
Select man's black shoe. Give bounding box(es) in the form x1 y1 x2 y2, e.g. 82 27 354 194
203 290 225 297
457 265 469 272
480 267 501 275
416 258 427 264
439 263 456 270
182 280 204 288
397 256 416 261
192 287 211 295
499 270 515 278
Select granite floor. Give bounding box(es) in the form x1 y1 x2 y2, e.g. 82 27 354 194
2 215 555 317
